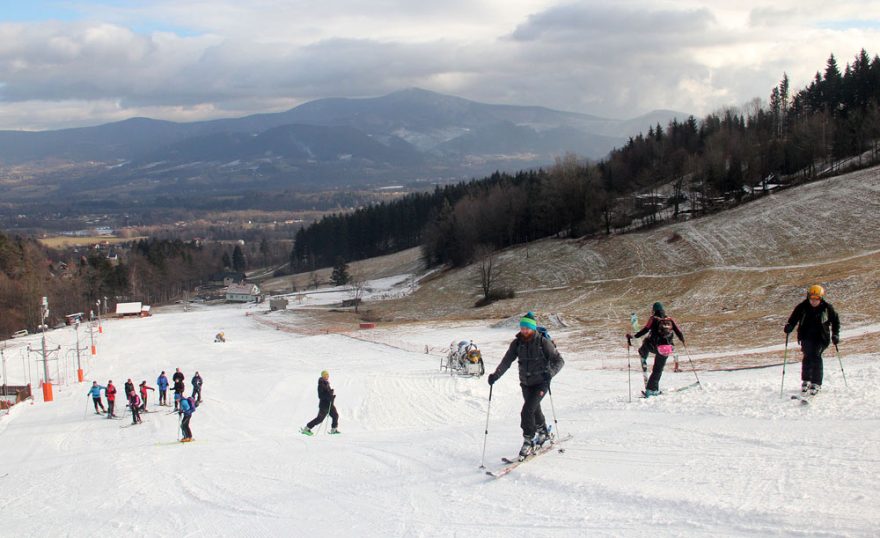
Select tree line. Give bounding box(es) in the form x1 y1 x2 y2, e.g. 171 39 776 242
290 49 880 270
0 232 291 337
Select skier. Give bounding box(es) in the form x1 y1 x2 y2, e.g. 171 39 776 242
784 284 841 395
138 381 155 410
214 332 225 343
191 371 203 403
172 369 185 410
128 391 142 425
179 395 197 442
87 381 106 414
487 312 564 458
123 379 135 402
302 370 340 435
105 380 117 418
627 302 685 397
156 371 169 406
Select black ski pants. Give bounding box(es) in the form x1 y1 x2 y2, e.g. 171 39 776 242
106 400 115 418
520 384 547 440
92 397 105 412
181 415 192 438
159 389 167 405
307 401 339 429
800 339 826 385
192 386 201 402
639 340 669 391
131 405 141 424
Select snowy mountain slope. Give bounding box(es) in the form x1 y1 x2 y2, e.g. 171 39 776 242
2 305 879 536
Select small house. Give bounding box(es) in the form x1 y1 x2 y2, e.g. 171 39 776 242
226 283 261 303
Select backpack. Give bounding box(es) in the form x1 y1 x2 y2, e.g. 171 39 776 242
184 397 197 412
656 317 675 340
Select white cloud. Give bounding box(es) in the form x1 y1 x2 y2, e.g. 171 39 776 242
0 1 878 130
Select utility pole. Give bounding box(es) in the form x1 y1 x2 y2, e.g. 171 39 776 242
1 343 7 399
74 321 84 383
40 297 53 402
89 319 97 356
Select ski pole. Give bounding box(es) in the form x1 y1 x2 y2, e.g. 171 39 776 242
626 336 632 403
547 385 561 440
177 413 182 441
317 397 334 435
780 334 789 398
680 341 702 389
478 385 493 469
834 343 848 388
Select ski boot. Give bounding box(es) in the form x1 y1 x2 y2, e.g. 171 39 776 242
808 383 821 396
518 438 535 460
330 427 341 435
300 427 314 436
801 381 810 393
534 425 551 447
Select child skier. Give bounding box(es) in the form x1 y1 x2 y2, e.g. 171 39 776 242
138 381 155 410
302 370 340 435
156 371 169 406
128 391 142 425
87 381 106 414
784 284 841 395
487 312 565 459
105 380 117 418
172 369 185 411
627 302 685 397
191 371 203 403
179 395 197 442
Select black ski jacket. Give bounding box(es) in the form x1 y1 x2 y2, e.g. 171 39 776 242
492 333 564 387
786 299 840 346
317 377 335 404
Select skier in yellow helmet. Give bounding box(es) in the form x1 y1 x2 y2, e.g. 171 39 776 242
784 285 840 395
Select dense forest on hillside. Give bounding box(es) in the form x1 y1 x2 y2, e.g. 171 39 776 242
0 232 287 336
290 50 880 270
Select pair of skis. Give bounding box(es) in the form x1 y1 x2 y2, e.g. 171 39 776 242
640 381 702 398
485 433 572 478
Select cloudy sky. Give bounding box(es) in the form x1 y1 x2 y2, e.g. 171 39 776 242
1 0 877 130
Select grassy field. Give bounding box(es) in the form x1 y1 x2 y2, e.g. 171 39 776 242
38 235 145 248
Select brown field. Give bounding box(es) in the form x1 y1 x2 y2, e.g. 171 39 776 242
39 235 146 248
275 164 880 371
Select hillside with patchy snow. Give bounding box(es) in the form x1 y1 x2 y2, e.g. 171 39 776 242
357 165 880 368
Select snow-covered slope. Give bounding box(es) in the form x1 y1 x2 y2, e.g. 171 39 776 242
2 305 878 536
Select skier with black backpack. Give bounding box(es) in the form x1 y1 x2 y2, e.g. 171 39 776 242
179 395 197 442
627 302 685 397
487 312 564 459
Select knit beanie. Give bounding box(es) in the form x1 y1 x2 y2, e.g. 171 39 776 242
652 302 664 314
519 312 537 331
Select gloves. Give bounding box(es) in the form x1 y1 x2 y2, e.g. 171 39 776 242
542 371 552 383
625 333 633 341
487 373 498 386
832 334 839 345
783 323 793 334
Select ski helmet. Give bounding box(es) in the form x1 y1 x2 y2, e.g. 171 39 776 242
807 284 825 299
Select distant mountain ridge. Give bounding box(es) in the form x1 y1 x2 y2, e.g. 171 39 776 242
0 89 688 201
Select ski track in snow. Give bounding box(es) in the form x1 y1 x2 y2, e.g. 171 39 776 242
1 304 878 537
